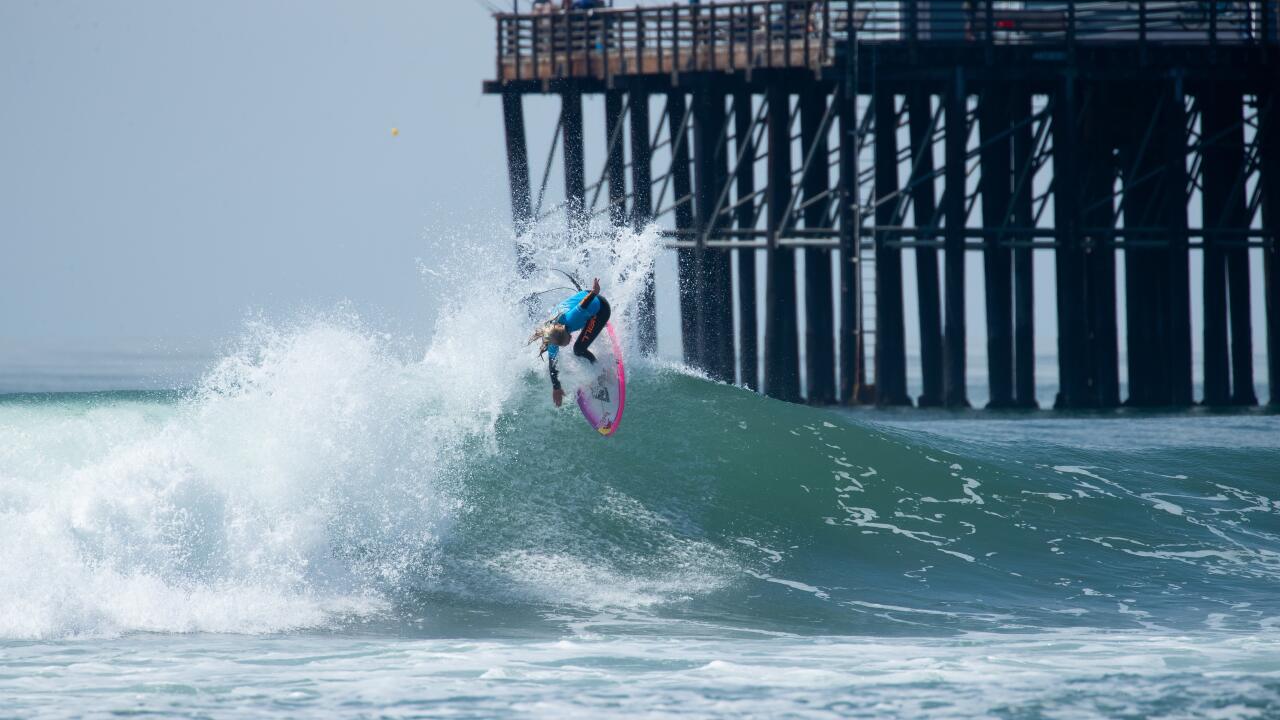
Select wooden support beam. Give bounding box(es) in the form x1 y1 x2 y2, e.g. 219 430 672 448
1079 85 1119 407
1120 83 1179 407
873 88 910 406
1011 89 1038 408
837 82 862 404
1205 89 1258 406
629 91 657 355
1262 90 1280 407
1123 230 1156 406
907 89 944 407
561 88 586 229
693 90 735 383
734 91 760 391
943 70 970 408
1200 87 1245 405
502 92 535 278
1226 203 1258 400
978 85 1016 408
1121 81 1187 407
1162 79 1194 407
604 90 628 228
801 86 836 404
765 85 801 402
1052 74 1088 408
668 91 698 365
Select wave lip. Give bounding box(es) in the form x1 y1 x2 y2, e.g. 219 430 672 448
0 321 466 640
0 223 672 640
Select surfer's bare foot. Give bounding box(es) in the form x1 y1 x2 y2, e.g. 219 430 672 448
552 388 564 407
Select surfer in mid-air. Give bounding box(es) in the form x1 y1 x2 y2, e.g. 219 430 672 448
529 277 610 407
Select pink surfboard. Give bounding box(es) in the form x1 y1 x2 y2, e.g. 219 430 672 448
575 322 626 437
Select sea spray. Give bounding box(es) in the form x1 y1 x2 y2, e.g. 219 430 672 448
0 219 672 639
4 219 1280 643
0 320 439 638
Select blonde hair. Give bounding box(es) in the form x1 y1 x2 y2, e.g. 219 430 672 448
527 322 570 357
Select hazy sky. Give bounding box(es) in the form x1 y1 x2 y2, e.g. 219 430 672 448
2 0 511 342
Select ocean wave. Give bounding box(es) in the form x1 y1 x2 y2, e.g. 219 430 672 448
2 223 1279 639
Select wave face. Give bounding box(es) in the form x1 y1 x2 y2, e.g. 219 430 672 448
456 379 1280 636
2 226 1279 641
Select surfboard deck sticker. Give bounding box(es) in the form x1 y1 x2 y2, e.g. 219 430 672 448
575 322 626 437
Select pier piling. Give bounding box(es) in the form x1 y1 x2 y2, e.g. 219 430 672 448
1201 86 1253 405
801 86 836 404
1079 85 1118 408
765 85 801 402
693 89 735 383
1052 75 1088 409
1263 90 1280 407
943 70 969 409
837 75 862 405
1011 88 1037 408
501 91 534 277
1162 78 1195 407
561 89 586 227
978 85 1015 408
488 0 1277 411
733 91 760 391
906 89 944 408
628 90 657 354
873 86 909 406
668 91 697 365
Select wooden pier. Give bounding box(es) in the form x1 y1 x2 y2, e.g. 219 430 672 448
488 0 1280 408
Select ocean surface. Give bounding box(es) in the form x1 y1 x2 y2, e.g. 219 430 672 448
3 231 1279 718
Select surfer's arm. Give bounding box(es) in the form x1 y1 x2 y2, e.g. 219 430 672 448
547 356 561 391
577 277 601 309
548 357 565 407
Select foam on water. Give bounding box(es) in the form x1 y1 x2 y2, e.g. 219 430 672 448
2 630 1278 718
3 216 1280 716
3 215 1280 662
0 221 669 640
0 321 436 638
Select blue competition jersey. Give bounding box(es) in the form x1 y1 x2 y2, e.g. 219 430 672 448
546 290 601 359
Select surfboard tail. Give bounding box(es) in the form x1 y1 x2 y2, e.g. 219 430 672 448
575 322 625 437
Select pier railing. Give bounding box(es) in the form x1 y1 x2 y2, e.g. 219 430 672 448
495 0 1279 83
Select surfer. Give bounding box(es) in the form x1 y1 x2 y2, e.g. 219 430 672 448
529 277 610 407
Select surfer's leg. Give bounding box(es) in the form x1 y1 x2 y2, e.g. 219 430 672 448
573 297 611 362
573 321 598 362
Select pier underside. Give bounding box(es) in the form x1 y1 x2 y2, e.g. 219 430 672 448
491 1 1280 408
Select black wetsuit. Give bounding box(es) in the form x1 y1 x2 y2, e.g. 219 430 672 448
547 293 611 392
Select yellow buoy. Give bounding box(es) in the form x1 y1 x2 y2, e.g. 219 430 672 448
391 127 399 137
